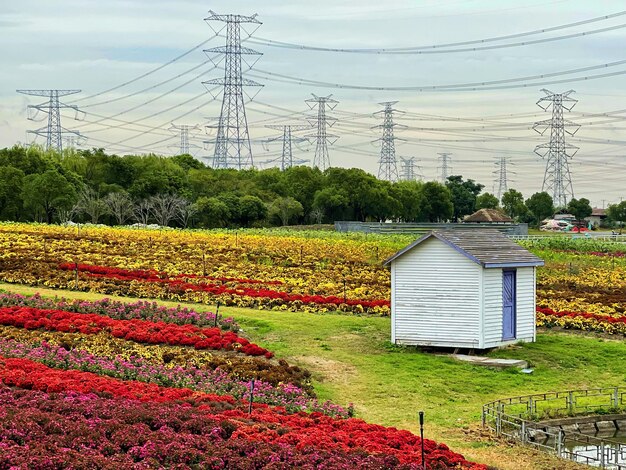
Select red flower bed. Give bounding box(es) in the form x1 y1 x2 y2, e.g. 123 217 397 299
59 262 283 285
0 357 486 469
537 306 626 324
0 306 272 357
59 263 391 309
0 356 235 404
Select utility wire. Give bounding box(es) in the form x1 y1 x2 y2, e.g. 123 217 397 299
70 35 219 103
80 59 214 108
248 23 626 55
247 11 626 53
249 59 626 91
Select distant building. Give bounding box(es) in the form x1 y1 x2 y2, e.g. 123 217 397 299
384 230 544 349
585 208 607 228
463 208 513 224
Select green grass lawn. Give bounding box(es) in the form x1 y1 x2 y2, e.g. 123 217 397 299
0 282 604 469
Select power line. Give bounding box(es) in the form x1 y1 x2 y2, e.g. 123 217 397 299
70 36 218 104
249 59 626 92
248 23 626 55
247 11 626 53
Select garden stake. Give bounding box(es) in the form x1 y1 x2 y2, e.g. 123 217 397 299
343 278 347 304
74 261 79 290
248 379 255 415
202 253 206 276
419 411 425 470
214 302 221 327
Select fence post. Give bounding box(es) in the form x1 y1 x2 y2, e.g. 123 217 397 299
568 391 575 414
481 406 486 427
496 403 502 436
600 440 606 468
556 429 563 458
521 421 526 444
613 387 619 409
528 397 534 417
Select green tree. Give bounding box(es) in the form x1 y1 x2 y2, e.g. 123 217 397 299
501 189 528 220
0 166 25 220
420 182 453 222
607 201 626 230
21 169 78 223
195 196 231 228
567 198 593 222
238 195 268 227
390 180 424 222
445 175 484 221
526 192 554 228
312 187 350 222
171 154 205 171
269 196 304 226
475 192 499 210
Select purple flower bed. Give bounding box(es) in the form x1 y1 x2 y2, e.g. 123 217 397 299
0 387 410 470
0 292 238 330
0 337 349 418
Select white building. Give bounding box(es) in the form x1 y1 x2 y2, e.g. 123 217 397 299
383 230 544 349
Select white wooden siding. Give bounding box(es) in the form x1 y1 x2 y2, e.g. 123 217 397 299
482 266 536 348
392 237 482 348
514 267 536 343
482 268 503 348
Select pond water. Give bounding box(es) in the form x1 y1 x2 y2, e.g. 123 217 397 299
563 430 626 468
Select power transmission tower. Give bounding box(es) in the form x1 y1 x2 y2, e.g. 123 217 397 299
399 157 423 181
437 153 452 183
264 124 310 170
169 123 201 155
16 89 83 152
203 10 263 169
305 94 338 171
493 157 516 200
533 89 580 208
374 101 406 182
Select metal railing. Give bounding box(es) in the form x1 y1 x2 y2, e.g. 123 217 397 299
509 234 626 243
483 387 626 469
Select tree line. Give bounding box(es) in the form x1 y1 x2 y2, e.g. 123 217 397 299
0 145 624 228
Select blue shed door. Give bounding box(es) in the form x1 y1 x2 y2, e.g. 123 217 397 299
502 270 517 340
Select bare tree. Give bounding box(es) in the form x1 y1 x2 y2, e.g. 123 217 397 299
310 207 325 225
133 199 153 225
105 192 134 226
176 197 197 229
58 204 81 224
149 194 182 227
77 187 109 224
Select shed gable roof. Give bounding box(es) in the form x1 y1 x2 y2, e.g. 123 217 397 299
383 229 544 268
463 208 513 223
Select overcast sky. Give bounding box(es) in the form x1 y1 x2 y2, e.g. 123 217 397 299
1 0 625 207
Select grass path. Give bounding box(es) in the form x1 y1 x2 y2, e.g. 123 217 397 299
0 282 606 469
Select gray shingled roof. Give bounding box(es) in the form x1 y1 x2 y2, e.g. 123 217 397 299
383 229 544 268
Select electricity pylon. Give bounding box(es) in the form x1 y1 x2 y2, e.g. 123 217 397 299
264 124 310 170
437 152 452 182
399 157 423 181
16 89 83 152
533 89 580 208
493 157 515 200
305 94 338 171
203 10 262 169
374 101 406 182
169 123 201 155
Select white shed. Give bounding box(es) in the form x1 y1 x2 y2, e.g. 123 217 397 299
383 230 544 349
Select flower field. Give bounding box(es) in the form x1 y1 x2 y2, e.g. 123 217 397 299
4 223 626 338
0 291 483 469
0 223 396 314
